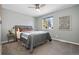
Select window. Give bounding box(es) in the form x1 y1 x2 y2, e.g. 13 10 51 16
42 16 53 29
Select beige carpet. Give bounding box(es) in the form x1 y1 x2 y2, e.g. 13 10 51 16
2 40 79 55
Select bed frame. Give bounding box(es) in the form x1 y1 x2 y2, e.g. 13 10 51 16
14 25 52 53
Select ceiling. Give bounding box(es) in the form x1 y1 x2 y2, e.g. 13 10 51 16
2 4 76 17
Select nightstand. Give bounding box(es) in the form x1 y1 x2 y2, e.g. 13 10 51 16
7 33 16 42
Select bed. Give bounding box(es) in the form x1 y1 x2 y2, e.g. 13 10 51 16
14 25 52 53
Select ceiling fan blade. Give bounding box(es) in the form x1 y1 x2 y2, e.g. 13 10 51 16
28 4 45 9
28 7 35 8
40 4 45 7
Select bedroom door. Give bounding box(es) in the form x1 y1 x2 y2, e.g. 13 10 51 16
0 16 1 55
0 24 1 54
0 17 1 44
0 24 1 41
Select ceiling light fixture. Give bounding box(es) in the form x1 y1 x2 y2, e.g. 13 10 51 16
35 8 40 12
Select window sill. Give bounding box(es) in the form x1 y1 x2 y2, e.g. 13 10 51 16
42 29 53 31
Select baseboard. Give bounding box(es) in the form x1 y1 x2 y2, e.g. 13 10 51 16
52 38 79 45
1 40 16 44
1 41 8 44
2 38 79 46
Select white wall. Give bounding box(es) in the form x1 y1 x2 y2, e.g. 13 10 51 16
36 5 79 43
2 8 35 42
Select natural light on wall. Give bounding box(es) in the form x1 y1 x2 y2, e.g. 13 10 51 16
42 17 53 29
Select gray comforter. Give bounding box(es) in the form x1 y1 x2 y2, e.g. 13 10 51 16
20 31 52 53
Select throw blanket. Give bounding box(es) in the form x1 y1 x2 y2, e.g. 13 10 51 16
20 31 52 53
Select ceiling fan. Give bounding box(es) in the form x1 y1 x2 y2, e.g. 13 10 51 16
28 4 45 12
